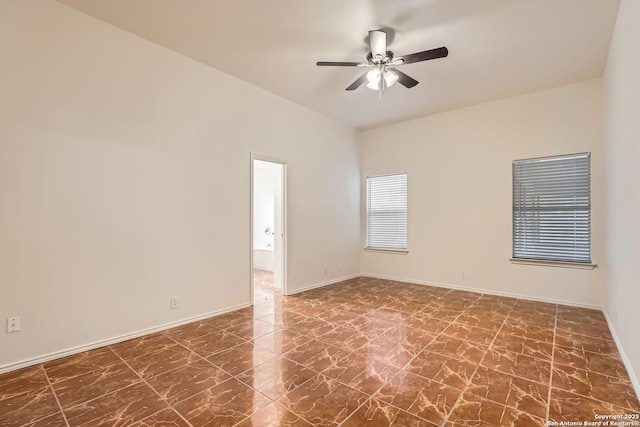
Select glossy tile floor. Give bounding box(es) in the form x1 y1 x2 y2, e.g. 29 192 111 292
1 271 638 426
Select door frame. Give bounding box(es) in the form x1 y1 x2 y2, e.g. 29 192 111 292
250 154 288 301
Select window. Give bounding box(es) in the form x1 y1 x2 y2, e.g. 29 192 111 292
512 153 591 263
365 173 407 251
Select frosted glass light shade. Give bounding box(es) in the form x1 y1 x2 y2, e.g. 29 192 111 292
384 70 398 87
367 69 380 83
366 80 379 90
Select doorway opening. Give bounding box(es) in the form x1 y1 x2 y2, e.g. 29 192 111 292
251 157 286 302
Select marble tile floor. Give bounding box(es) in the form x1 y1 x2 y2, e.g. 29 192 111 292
1 274 638 426
254 269 277 293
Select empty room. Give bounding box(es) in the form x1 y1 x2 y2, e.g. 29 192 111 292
1 1 639 426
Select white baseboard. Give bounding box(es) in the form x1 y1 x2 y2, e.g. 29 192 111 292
602 308 640 400
286 274 359 296
0 273 356 374
4 273 626 383
0 272 358 374
0 302 250 375
361 273 603 310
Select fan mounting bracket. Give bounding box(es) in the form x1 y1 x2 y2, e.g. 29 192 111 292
367 50 395 66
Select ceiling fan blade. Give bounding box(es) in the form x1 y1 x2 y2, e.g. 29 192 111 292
369 30 387 58
316 61 363 67
393 69 419 88
345 73 368 91
398 46 448 65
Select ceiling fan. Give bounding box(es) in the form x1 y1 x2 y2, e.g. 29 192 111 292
317 30 448 100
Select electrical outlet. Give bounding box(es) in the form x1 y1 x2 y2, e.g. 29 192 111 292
461 271 467 279
7 317 20 333
170 297 179 310
337 264 341 273
324 268 328 275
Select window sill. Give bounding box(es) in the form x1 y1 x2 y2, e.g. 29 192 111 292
509 258 597 270
364 248 409 255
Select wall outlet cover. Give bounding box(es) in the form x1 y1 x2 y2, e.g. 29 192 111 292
7 316 21 333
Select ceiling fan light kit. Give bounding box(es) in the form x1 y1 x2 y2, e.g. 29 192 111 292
365 68 398 90
316 29 449 101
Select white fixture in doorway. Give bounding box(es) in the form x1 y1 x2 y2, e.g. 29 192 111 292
251 156 286 298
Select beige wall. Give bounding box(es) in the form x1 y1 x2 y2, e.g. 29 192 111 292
603 0 640 393
360 79 605 307
0 1 360 370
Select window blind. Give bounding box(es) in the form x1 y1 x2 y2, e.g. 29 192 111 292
512 153 591 263
366 173 407 251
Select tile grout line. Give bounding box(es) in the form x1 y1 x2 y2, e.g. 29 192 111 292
291 292 462 426
246 294 373 424
472 346 554 383
40 364 71 427
346 290 639 415
428 295 490 427
227 372 318 426
110 345 194 427
439 301 515 427
138 296 525 425
111 333 216 384
154 304 302 426
338 295 487 427
116 334 268 426
37 349 139 417
129 332 280 418
546 304 558 422
336 310 452 426
275 338 372 424
403 295 516 426
236 296 632 423
7 279 630 426
543 361 640 412
226 376 287 427
242 284 632 422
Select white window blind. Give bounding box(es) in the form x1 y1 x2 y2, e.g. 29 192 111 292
366 173 407 251
512 153 591 263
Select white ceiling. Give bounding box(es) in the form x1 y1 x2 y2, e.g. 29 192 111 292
57 0 620 130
